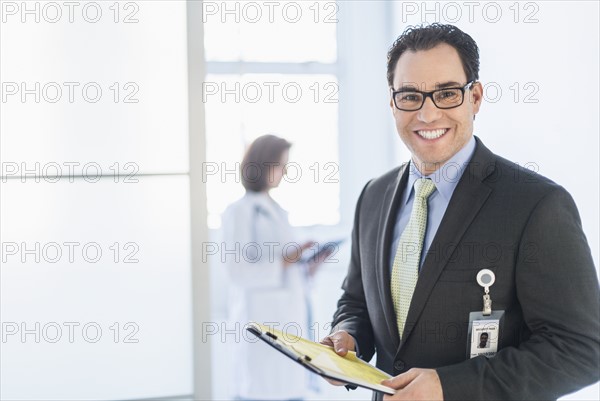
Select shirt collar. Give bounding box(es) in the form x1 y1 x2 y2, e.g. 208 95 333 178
403 135 477 204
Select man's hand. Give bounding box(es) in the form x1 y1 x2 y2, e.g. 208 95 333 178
319 330 356 386
320 330 356 356
382 368 443 401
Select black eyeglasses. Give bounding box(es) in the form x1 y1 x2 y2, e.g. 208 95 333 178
391 81 475 111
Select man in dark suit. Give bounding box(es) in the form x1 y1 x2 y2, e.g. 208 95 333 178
321 24 599 400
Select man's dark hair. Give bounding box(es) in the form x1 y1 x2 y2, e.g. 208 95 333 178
241 134 291 192
387 23 480 88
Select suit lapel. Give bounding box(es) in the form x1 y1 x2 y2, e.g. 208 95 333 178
400 138 496 345
375 163 409 349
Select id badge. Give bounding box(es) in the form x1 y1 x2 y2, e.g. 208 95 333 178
467 310 504 358
467 269 504 358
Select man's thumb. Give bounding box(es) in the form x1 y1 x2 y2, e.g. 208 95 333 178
332 338 348 356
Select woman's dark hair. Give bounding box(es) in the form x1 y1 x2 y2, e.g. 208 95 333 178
387 23 480 88
241 134 292 192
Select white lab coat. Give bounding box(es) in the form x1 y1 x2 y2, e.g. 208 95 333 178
221 191 309 400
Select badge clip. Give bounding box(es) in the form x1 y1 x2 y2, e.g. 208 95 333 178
477 269 495 316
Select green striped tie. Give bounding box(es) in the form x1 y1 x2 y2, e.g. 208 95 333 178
391 178 436 339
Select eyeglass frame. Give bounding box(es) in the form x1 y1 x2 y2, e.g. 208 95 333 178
391 81 476 111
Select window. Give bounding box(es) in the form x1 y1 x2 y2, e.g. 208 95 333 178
203 0 340 228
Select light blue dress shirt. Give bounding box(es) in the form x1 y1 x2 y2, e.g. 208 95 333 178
389 136 477 272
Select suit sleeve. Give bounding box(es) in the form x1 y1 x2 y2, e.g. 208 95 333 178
437 186 600 400
331 181 376 362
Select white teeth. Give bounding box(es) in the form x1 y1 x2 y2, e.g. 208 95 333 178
417 129 447 139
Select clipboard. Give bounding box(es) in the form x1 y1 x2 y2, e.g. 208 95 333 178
246 323 395 395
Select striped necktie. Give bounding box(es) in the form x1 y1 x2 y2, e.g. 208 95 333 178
391 178 436 339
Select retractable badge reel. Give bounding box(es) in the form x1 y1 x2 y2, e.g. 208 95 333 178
477 269 495 316
467 269 504 359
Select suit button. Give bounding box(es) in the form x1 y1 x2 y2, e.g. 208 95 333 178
394 360 405 371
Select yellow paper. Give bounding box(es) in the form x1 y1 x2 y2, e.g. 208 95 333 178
252 323 394 394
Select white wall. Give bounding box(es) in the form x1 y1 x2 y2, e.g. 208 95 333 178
336 1 399 229
0 1 196 399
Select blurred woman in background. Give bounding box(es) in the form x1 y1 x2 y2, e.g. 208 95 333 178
221 134 327 401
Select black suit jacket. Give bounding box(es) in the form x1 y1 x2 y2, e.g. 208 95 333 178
332 137 600 400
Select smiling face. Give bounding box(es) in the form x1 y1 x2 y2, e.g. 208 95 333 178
390 43 483 175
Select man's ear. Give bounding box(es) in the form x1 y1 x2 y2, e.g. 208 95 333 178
471 81 483 119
